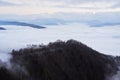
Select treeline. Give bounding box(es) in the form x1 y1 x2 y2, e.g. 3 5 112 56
0 39 120 80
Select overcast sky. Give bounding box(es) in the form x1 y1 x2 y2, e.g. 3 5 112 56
0 0 120 15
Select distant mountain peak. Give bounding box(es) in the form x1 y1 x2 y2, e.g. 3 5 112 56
0 27 6 30
0 21 45 29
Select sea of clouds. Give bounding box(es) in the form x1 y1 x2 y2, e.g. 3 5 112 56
0 23 120 62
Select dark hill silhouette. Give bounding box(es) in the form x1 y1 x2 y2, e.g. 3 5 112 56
0 40 120 80
0 27 6 30
0 21 45 29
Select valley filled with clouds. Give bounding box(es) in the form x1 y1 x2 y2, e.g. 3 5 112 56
0 23 120 62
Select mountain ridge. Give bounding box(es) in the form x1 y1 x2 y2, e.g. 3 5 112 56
0 27 6 30
0 21 45 29
0 40 119 80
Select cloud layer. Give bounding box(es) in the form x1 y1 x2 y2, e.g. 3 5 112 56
0 0 119 7
0 1 15 6
0 23 120 62
0 0 120 15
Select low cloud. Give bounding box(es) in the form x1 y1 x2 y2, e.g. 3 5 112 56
0 1 15 6
0 23 120 62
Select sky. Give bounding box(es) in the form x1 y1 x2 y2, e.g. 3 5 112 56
0 0 120 15
0 0 120 26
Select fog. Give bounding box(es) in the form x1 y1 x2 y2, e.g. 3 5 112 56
0 23 120 61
